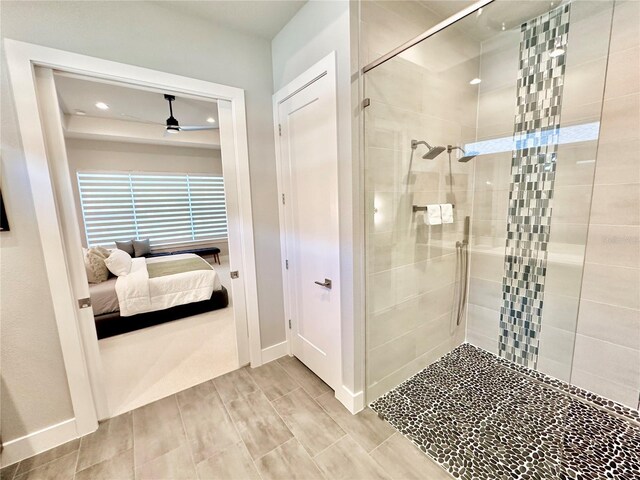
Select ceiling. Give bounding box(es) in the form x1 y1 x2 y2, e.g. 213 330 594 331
54 74 219 127
152 0 307 39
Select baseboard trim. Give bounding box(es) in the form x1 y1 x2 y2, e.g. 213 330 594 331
260 340 288 364
335 385 365 414
1 418 78 468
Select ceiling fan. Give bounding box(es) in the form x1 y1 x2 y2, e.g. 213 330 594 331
163 94 216 134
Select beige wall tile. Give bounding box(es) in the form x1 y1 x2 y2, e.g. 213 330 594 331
609 0 640 53
571 368 639 409
551 185 593 225
572 334 640 396
545 260 584 298
541 293 580 332
468 278 502 311
589 183 640 226
467 330 498 354
604 46 640 99
585 225 640 268
581 262 640 310
598 94 640 144
415 312 452 357
554 142 598 187
467 304 499 342
563 57 608 112
566 1 614 65
470 251 504 283
368 331 417 383
576 300 640 350
368 298 419 350
591 139 640 185
537 325 575 382
473 189 509 222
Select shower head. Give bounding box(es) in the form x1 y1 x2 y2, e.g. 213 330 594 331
458 154 477 163
411 139 445 160
447 145 477 163
422 146 446 159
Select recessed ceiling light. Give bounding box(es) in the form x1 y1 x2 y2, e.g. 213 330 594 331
206 117 216 123
95 102 109 110
75 110 86 116
469 78 482 85
501 22 506 31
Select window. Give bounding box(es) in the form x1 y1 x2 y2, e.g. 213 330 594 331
77 171 227 248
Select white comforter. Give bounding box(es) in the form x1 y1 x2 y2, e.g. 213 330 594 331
115 254 222 317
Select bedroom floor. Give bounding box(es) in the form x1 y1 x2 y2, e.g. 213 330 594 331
99 255 237 417
1 357 450 480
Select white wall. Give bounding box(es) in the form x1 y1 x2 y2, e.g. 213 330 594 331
272 0 362 402
65 138 229 255
0 0 285 443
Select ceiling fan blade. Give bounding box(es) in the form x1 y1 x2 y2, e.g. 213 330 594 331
179 125 217 131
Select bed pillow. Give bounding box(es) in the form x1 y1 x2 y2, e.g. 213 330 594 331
104 249 132 276
133 238 151 258
84 247 110 283
115 240 135 256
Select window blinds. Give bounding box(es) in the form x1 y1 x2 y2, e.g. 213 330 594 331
77 172 227 248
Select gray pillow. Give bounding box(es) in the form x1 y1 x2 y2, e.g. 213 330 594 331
133 238 151 258
115 240 134 256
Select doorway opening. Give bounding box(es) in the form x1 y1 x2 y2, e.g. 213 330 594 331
5 40 261 433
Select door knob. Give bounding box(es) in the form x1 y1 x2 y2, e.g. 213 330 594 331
314 278 332 289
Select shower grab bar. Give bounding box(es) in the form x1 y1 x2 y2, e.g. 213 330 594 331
362 0 494 74
412 205 454 212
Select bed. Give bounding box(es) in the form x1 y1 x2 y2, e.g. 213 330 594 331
90 253 229 339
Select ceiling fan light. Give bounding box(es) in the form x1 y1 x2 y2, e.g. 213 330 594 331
166 125 180 133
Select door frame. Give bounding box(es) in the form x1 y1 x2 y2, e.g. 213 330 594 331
4 39 262 443
272 51 342 384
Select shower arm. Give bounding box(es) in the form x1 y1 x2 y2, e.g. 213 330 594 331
412 139 433 150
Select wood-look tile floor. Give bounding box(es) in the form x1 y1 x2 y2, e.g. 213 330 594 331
1 357 451 480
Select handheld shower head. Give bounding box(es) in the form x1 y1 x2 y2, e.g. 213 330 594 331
411 139 445 160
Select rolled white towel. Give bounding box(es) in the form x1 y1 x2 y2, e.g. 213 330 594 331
440 203 454 224
425 204 442 225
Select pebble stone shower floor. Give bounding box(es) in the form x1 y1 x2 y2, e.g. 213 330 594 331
370 344 640 480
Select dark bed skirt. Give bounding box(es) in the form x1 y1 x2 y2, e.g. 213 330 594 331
95 286 229 339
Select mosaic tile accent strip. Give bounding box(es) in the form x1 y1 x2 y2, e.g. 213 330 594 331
499 3 572 368
370 344 640 480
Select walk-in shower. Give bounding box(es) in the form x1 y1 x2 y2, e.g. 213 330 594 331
363 0 639 477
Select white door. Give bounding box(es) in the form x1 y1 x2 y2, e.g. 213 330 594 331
275 53 341 390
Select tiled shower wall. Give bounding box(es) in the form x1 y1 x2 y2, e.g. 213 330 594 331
467 1 616 383
571 0 640 409
363 4 479 400
363 0 639 410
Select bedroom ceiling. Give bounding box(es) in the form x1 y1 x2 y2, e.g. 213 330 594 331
54 74 219 128
151 0 307 39
54 73 220 149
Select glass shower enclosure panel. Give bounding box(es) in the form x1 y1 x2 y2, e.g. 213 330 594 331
364 0 615 402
